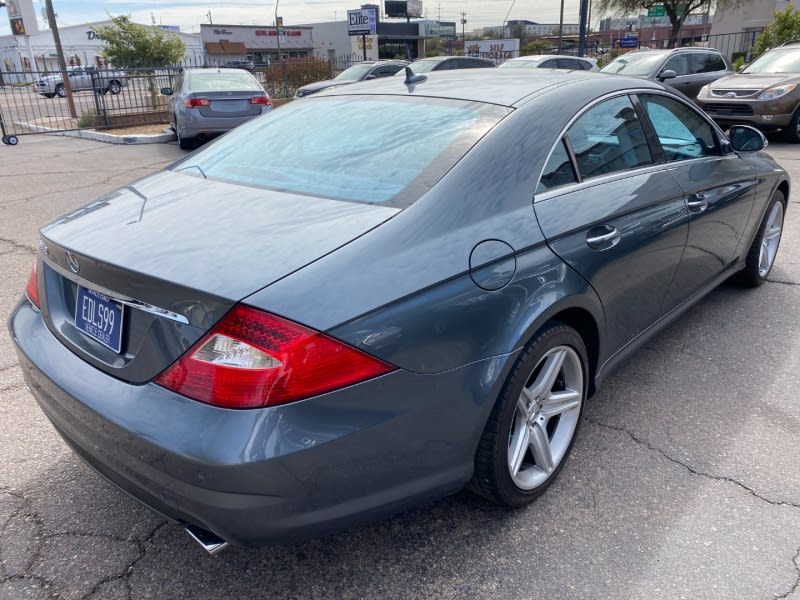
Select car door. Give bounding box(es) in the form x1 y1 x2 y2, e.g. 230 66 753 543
687 52 730 94
534 94 689 353
637 93 757 310
659 54 695 97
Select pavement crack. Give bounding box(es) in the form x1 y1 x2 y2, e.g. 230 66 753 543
777 547 800 599
766 278 799 286
589 419 800 509
82 521 168 600
0 236 36 254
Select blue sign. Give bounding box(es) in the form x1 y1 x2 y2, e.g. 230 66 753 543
617 37 639 49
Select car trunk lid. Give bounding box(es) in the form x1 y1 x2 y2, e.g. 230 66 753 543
36 170 400 383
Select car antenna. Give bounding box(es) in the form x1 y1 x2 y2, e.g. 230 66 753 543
403 66 426 85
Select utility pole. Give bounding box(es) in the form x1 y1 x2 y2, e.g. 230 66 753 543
558 0 564 53
45 0 76 118
460 12 466 50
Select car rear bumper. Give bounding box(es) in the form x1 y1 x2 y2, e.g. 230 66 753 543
9 299 507 547
179 108 271 139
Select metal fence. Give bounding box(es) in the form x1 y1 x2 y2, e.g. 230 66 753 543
0 55 369 139
706 30 762 63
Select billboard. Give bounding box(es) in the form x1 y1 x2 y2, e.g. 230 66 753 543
348 7 377 36
385 0 422 18
6 0 39 36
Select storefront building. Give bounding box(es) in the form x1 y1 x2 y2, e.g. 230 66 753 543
200 24 314 65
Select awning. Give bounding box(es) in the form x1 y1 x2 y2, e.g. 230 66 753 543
204 40 248 54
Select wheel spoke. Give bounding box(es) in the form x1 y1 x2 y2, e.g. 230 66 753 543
529 421 555 474
509 421 530 476
764 224 782 242
540 389 582 417
529 350 567 400
518 386 535 420
760 242 771 272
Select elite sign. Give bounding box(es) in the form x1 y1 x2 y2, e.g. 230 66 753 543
347 8 377 36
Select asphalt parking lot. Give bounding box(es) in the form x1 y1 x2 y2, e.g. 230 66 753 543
0 134 799 600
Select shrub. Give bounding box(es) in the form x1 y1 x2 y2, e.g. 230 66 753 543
77 108 98 129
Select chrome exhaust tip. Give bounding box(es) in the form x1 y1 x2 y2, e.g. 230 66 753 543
185 524 229 555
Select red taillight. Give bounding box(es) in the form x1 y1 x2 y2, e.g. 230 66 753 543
25 262 40 309
155 305 396 409
249 95 272 105
184 97 210 108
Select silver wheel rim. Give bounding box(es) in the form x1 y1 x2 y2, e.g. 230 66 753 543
759 201 784 278
507 345 584 490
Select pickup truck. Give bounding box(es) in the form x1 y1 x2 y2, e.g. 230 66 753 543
34 66 128 98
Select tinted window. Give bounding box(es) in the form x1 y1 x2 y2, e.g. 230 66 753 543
691 52 726 74
538 139 577 192
566 96 653 180
663 54 689 76
640 94 720 162
174 97 508 205
541 60 557 68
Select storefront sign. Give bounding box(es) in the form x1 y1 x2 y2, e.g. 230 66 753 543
6 0 39 36
465 39 520 63
348 8 377 36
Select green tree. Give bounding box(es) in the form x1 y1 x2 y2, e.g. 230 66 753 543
754 3 800 55
522 39 552 55
595 0 742 47
91 15 186 68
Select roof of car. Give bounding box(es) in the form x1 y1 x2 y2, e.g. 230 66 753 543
314 68 667 108
624 47 723 56
414 56 493 64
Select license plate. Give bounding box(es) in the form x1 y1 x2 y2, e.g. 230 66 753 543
75 286 124 353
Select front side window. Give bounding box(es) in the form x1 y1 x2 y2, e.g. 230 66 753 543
640 94 720 162
663 54 689 76
565 96 653 180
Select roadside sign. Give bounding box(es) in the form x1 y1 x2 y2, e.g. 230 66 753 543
647 5 666 17
616 37 639 49
347 8 377 36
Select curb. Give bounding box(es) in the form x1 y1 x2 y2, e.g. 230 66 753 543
12 121 177 145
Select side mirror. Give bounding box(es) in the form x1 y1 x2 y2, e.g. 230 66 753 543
728 125 767 153
160 87 173 96
657 69 677 81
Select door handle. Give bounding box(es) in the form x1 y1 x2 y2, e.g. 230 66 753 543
687 192 709 213
586 225 621 250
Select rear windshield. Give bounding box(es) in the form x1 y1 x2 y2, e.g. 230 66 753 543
188 72 262 92
173 96 508 205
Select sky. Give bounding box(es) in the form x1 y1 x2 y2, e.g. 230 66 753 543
0 0 589 37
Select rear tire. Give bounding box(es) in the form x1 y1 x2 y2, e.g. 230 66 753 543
108 80 122 95
470 321 588 507
733 190 785 286
55 84 65 98
176 128 194 150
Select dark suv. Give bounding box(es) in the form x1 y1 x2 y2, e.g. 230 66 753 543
696 43 800 142
601 47 732 101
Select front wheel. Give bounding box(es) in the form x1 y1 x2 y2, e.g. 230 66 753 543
734 190 786 286
470 321 588 507
55 84 66 98
781 107 800 143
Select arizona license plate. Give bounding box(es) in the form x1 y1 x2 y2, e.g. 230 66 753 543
75 286 124 353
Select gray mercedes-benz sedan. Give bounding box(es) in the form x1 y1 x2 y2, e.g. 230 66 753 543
9 69 788 551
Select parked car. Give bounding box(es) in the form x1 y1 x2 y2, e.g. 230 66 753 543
34 65 128 98
294 59 408 98
162 67 272 149
223 59 255 72
499 54 599 71
696 43 800 142
403 55 496 73
601 47 732 101
10 69 787 551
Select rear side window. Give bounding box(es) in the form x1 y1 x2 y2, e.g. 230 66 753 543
538 139 577 192
175 97 508 205
566 96 653 180
691 52 726 74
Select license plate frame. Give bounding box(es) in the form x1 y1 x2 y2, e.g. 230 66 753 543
75 286 124 354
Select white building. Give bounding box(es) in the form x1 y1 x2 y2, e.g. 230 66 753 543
711 0 789 35
0 20 202 79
